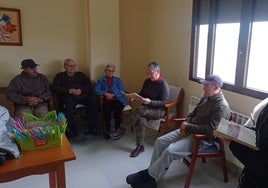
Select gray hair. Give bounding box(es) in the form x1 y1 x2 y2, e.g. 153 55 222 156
64 58 75 65
147 62 160 71
104 63 116 71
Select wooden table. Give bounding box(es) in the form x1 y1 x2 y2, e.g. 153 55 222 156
0 136 76 188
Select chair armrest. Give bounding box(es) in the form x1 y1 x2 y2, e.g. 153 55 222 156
49 97 53 111
165 100 178 108
172 117 186 129
193 134 211 139
9 101 15 117
173 117 186 122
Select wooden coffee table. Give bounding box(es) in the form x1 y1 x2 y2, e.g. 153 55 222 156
0 136 76 188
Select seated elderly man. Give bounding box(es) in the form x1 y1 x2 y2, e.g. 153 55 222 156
126 74 231 188
51 58 99 141
6 59 51 118
110 62 169 157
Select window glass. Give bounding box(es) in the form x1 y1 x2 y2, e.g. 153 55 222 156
196 25 208 78
213 23 240 84
247 22 268 92
190 0 268 99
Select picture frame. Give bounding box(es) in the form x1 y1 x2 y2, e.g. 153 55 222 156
0 7 22 46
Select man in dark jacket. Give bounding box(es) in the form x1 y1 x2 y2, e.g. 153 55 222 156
51 58 99 141
6 59 51 118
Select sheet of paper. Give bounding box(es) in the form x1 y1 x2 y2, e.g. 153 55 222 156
124 93 144 101
214 118 259 150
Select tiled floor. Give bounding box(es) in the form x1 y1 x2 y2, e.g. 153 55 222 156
0 120 241 188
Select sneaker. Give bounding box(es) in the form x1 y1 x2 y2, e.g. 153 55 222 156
110 127 126 140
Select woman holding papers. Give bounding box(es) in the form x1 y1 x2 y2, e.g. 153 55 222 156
95 64 128 140
229 98 268 188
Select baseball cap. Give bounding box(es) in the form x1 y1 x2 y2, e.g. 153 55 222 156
21 59 39 69
199 74 223 88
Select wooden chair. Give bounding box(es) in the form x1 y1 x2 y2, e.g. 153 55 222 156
0 87 13 116
52 93 86 119
162 86 184 133
9 99 54 118
146 85 184 133
98 95 132 133
173 118 228 188
1 86 54 118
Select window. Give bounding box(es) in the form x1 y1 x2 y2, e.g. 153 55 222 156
190 0 268 99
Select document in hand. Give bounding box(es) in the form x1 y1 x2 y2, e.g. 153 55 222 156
214 118 259 150
124 93 144 101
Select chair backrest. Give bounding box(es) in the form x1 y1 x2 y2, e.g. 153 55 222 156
166 85 184 118
0 87 13 116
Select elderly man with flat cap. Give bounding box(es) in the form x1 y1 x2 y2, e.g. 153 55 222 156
125 74 231 188
6 59 51 118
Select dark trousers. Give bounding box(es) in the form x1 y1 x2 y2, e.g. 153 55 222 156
102 100 124 133
229 141 268 188
63 95 99 137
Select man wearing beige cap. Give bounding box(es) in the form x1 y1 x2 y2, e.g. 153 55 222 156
6 59 51 118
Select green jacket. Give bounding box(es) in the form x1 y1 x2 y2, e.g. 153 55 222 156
185 91 231 135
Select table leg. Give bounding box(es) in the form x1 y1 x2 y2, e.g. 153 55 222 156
56 163 66 188
49 171 57 188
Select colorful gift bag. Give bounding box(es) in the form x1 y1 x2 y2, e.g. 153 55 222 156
11 110 67 151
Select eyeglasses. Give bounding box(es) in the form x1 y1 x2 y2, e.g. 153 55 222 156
65 64 76 68
106 69 115 72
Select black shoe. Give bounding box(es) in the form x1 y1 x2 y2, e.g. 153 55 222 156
132 179 157 188
110 127 126 140
130 145 144 157
126 169 149 185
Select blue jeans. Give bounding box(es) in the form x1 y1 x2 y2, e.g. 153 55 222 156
63 95 99 137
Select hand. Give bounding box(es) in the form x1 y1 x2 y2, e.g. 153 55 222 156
28 97 43 106
69 88 81 96
222 138 231 146
180 122 188 137
141 98 150 104
104 93 115 100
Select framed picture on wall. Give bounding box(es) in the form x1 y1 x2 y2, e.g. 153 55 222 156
0 7 22 46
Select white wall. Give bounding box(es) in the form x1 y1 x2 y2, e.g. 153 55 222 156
89 0 120 80
0 0 89 84
0 0 120 84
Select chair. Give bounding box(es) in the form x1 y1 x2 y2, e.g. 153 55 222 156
98 95 132 133
147 85 184 133
0 87 13 116
173 118 228 188
9 98 54 118
53 93 87 119
1 86 53 118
